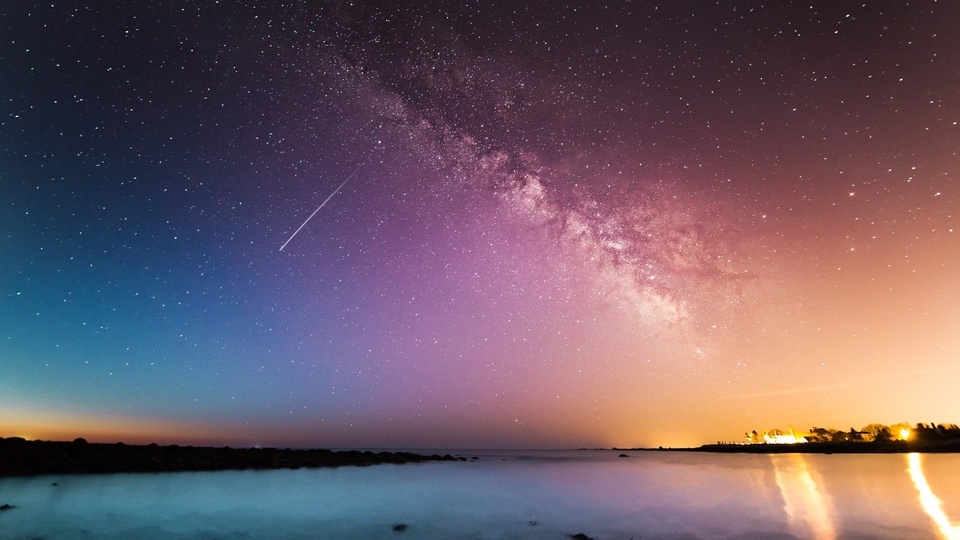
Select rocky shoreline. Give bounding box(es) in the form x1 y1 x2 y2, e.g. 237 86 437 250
0 437 465 477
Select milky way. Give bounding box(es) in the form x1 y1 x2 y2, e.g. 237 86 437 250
2 2 959 448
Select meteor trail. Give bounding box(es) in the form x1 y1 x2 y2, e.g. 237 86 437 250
279 164 363 252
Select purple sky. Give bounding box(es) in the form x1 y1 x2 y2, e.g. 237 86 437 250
2 2 959 448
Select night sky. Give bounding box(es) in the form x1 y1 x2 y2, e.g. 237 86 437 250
2 2 958 449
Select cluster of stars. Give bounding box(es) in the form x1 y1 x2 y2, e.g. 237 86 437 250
1 1 958 448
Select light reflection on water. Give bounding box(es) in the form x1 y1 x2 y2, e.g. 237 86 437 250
908 452 960 540
771 454 835 539
0 450 959 539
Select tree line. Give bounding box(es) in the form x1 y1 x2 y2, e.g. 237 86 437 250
744 422 960 444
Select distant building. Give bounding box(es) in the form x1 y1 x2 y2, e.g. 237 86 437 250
744 427 808 445
763 432 807 445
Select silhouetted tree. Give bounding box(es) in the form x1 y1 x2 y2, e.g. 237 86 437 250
862 424 891 442
831 430 848 443
808 427 832 443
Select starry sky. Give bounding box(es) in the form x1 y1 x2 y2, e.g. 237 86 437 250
2 1 958 449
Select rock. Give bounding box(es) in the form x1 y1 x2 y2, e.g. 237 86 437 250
0 438 456 475
391 524 408 533
619 453 629 457
569 534 594 540
0 504 15 511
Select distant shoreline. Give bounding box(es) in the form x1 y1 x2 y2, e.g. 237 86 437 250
0 437 465 477
616 440 960 454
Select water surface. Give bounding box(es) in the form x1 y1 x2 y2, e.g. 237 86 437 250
1 450 958 539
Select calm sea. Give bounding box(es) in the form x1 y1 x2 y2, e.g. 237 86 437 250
1 450 958 539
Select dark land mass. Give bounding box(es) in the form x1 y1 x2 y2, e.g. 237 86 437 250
693 439 960 453
0 437 465 477
619 440 960 454
620 423 960 454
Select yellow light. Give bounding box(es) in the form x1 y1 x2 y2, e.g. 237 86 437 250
900 428 911 440
771 454 836 539
907 453 960 539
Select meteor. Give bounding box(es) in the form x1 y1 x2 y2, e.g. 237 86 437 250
279 164 363 252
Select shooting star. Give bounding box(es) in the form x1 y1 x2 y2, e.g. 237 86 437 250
279 164 363 252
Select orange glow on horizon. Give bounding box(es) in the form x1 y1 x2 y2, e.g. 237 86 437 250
0 407 241 446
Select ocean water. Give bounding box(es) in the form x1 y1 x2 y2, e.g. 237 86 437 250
1 450 958 539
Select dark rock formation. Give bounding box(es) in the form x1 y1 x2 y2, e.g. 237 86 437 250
0 437 462 477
